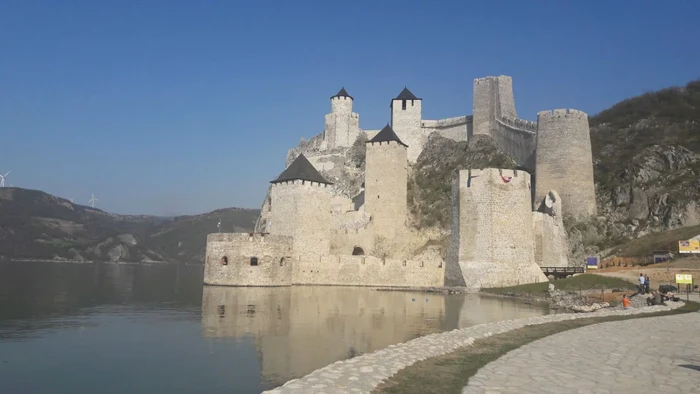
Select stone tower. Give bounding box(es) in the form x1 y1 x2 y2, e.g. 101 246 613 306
324 88 360 149
268 153 333 259
472 76 517 137
390 87 422 162
535 109 597 218
364 124 408 240
447 168 547 289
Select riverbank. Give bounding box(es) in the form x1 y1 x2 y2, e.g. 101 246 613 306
263 298 691 393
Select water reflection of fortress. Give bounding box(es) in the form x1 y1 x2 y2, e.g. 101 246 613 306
200 286 548 385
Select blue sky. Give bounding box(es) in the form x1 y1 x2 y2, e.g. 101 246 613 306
1 1 699 216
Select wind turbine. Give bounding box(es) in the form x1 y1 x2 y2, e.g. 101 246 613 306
0 171 10 187
88 193 98 208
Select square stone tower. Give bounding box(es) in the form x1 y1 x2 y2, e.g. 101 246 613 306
364 125 408 241
390 87 423 162
268 154 333 260
448 168 548 289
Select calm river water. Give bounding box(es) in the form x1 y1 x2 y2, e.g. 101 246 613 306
0 261 551 393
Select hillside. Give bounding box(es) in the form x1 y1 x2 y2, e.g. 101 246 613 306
0 187 258 263
566 80 700 261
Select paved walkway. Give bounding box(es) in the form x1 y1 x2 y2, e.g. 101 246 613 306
464 312 700 394
263 302 684 394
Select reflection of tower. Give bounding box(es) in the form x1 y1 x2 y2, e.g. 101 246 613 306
200 286 447 387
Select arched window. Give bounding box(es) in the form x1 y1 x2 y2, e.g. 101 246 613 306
352 247 364 256
250 257 258 266
280 257 285 266
221 256 228 265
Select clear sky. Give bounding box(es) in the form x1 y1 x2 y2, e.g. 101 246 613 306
1 1 699 216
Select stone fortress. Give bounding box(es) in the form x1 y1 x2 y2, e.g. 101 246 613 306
204 75 597 289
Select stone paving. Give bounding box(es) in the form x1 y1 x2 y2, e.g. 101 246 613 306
262 302 685 394
463 311 700 394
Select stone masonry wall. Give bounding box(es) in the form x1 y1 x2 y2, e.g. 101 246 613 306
452 168 548 289
268 180 332 258
364 140 408 240
293 255 444 287
532 212 569 268
330 225 374 257
472 76 536 170
391 99 423 162
204 233 293 286
421 116 469 142
535 109 597 218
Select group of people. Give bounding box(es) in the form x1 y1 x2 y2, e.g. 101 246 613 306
638 273 651 294
621 273 680 309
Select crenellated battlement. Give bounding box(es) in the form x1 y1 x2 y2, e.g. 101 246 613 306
474 75 511 85
206 232 293 244
498 116 537 133
537 108 588 121
272 179 332 189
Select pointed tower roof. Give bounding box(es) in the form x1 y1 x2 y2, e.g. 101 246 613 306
367 124 408 147
270 154 333 185
394 87 420 101
331 87 353 100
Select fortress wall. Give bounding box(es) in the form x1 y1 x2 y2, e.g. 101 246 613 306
364 141 407 240
532 212 569 268
292 255 445 287
497 76 517 118
453 168 547 289
493 120 537 170
535 109 597 218
330 224 375 256
268 180 332 258
204 233 294 286
391 99 423 162
421 116 470 142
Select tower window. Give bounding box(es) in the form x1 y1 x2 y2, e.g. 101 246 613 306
401 100 406 110
221 256 228 265
250 257 258 266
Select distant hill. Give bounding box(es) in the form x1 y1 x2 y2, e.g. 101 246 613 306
0 187 258 263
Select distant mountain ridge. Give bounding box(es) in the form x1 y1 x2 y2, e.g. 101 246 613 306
0 187 258 263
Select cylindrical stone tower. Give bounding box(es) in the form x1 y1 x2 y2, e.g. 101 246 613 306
324 88 354 148
535 109 597 218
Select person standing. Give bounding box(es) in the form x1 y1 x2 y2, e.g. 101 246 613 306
639 274 646 294
622 294 630 310
645 274 651 293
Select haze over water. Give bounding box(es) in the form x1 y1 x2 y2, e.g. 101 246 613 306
0 262 550 393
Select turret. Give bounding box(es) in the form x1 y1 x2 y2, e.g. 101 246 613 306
535 109 597 218
472 76 517 138
390 87 422 162
324 87 360 149
364 125 408 240
268 154 333 259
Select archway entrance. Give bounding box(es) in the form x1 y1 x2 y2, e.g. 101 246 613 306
352 247 365 256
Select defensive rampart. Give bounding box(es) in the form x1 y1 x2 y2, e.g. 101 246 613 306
293 255 445 287
204 233 293 286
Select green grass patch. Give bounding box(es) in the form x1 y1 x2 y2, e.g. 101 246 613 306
608 224 700 258
481 274 637 296
374 301 700 394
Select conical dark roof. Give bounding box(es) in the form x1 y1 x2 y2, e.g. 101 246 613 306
331 87 353 100
270 154 333 185
395 87 420 101
367 124 408 147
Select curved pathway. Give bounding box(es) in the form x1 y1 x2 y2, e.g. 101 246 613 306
263 303 684 394
464 312 700 394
